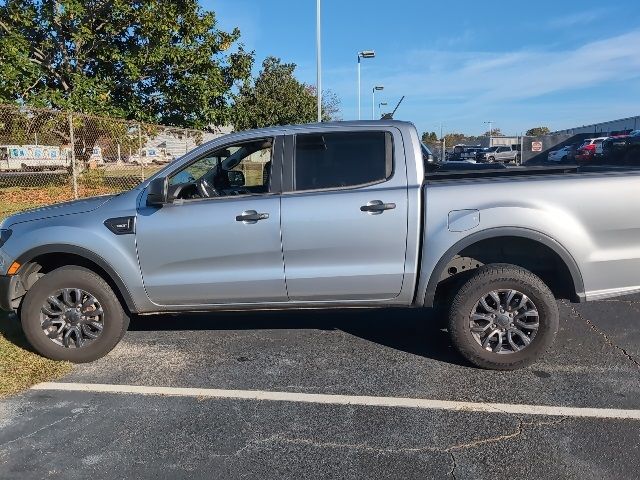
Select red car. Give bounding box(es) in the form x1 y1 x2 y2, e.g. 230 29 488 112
575 137 607 161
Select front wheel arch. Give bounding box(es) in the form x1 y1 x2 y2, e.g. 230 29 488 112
12 246 137 314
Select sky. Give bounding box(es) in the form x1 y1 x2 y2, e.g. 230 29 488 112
203 0 640 136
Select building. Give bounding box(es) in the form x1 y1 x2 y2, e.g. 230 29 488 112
479 136 521 148
551 115 640 136
151 125 233 159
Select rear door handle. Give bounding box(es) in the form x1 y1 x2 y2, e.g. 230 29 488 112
236 210 269 223
360 200 396 214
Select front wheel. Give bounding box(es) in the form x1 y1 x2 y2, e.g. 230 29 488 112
447 264 558 370
21 266 129 363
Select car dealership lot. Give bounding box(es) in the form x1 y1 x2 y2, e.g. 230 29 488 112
2 297 640 479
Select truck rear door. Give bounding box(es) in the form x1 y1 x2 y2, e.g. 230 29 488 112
279 128 408 301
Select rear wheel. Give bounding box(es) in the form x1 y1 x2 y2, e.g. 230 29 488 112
487 156 495 163
21 266 129 363
447 264 558 370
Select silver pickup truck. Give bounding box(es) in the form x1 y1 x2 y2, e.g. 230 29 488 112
0 120 637 370
479 145 521 164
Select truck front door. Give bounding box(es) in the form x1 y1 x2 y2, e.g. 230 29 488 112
136 137 288 306
280 129 408 301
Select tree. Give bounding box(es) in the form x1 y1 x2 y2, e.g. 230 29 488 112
444 133 468 147
483 128 504 137
231 57 340 130
526 126 551 136
0 0 253 128
421 131 438 144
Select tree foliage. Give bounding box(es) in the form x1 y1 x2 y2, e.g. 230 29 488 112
483 128 504 137
0 0 253 128
443 133 469 147
421 131 438 144
526 126 551 136
231 57 340 131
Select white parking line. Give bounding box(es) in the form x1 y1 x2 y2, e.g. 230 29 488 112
31 382 640 420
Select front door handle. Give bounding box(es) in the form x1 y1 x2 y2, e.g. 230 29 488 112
236 210 269 223
360 200 396 214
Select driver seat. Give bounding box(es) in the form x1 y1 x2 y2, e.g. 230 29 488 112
212 164 231 193
262 161 272 192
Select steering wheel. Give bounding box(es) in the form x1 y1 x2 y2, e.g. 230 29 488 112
197 177 219 198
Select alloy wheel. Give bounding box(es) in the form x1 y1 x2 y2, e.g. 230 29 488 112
39 288 105 348
469 289 539 354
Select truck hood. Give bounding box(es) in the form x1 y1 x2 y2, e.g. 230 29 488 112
4 195 116 226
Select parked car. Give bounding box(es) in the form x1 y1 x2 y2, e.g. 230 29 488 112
602 130 640 164
450 145 483 162
564 142 582 162
2 121 639 371
547 146 572 162
478 145 521 164
460 147 484 162
129 147 175 166
575 137 607 162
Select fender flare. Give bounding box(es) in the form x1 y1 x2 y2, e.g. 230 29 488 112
15 244 138 312
422 227 586 307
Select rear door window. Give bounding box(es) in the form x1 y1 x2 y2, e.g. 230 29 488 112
293 131 393 191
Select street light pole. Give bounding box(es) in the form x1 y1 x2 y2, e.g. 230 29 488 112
372 85 383 119
357 50 375 120
484 121 493 147
316 0 322 122
440 123 445 162
357 56 361 120
378 102 388 119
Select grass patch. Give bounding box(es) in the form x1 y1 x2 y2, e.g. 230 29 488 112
0 310 72 397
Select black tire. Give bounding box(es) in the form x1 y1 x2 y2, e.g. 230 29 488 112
21 266 129 363
487 156 495 163
447 264 558 370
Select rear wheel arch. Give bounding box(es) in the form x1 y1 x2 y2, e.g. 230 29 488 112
423 228 585 307
13 245 137 314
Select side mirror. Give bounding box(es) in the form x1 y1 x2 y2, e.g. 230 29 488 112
227 170 245 187
146 177 169 207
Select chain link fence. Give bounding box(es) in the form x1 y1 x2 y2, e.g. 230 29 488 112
0 104 225 219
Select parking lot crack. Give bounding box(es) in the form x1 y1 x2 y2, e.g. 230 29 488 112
443 417 567 453
569 305 640 368
0 413 77 450
448 452 458 479
220 417 568 463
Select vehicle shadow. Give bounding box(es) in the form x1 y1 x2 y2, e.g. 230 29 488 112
129 307 470 367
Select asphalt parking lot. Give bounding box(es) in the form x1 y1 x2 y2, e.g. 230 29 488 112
1 296 640 479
